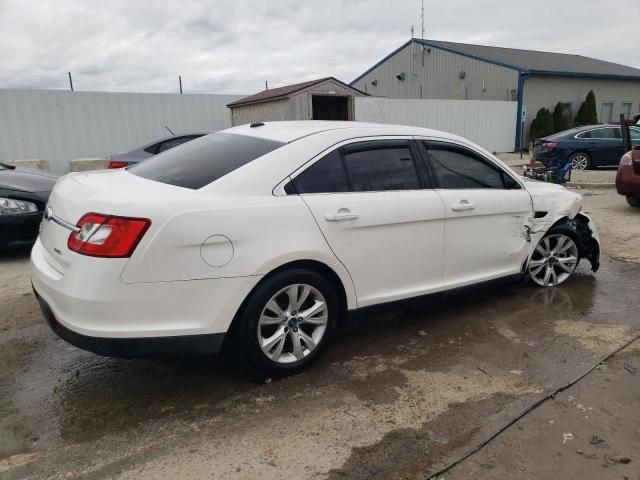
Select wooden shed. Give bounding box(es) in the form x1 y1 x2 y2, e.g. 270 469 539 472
227 77 366 126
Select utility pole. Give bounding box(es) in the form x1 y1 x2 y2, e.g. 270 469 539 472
68 72 74 92
179 75 183 94
421 0 425 40
265 80 268 90
410 25 414 38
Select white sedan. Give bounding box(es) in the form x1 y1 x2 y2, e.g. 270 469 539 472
31 122 600 377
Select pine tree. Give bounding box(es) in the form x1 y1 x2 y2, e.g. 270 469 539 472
574 90 598 125
530 108 554 140
553 102 571 132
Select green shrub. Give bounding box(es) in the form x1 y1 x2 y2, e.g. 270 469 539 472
574 90 598 125
530 107 554 141
553 102 572 132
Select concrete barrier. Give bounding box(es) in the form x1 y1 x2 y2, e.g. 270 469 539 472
3 159 49 170
69 158 108 172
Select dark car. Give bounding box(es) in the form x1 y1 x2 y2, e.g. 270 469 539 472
533 125 640 170
616 146 640 207
0 163 59 249
107 132 210 169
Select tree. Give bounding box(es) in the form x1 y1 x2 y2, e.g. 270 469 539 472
530 107 554 141
574 90 598 125
553 102 572 132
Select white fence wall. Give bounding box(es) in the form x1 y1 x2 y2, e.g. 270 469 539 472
0 90 243 173
355 97 517 153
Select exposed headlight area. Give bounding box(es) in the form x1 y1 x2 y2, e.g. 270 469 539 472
0 197 38 215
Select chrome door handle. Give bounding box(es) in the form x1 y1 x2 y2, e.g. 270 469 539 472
451 200 475 211
325 210 359 221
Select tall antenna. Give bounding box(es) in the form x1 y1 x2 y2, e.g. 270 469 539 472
421 0 425 39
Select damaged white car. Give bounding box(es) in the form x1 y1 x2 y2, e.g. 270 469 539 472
31 122 599 377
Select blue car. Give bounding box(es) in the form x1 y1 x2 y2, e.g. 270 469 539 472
533 125 640 170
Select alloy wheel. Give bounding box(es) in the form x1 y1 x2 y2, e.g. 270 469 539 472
528 234 579 287
571 154 589 170
257 284 328 363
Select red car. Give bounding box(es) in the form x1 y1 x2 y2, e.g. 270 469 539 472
616 146 640 207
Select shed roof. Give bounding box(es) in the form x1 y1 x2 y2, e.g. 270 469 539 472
352 38 640 83
227 77 365 108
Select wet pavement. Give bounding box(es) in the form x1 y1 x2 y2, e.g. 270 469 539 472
1 236 640 479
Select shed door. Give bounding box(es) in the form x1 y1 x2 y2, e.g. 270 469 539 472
312 95 349 120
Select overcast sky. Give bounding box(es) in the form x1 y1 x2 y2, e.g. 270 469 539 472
1 0 639 95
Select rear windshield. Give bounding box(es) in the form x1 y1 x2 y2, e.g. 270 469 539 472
128 133 284 189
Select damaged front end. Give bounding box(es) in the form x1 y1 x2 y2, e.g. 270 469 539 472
523 179 600 273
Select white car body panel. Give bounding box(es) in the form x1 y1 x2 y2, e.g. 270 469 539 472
436 189 533 288
301 189 446 307
30 121 600 347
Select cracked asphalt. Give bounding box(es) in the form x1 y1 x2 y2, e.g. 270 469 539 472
1 188 639 480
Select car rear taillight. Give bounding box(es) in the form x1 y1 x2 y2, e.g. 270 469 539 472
68 213 151 258
542 142 558 149
107 161 128 169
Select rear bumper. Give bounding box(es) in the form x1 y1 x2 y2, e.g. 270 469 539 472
30 237 261 354
34 287 226 357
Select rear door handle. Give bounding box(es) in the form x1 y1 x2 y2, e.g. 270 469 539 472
325 209 359 221
451 200 475 211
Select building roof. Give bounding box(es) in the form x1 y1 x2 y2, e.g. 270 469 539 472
227 77 365 108
351 38 640 84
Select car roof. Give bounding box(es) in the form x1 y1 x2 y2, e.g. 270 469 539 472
221 121 461 144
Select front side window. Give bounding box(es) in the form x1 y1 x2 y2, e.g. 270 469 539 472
341 144 420 192
630 128 640 140
424 142 518 189
129 133 284 189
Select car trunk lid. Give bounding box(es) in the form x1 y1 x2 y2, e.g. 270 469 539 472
38 169 195 274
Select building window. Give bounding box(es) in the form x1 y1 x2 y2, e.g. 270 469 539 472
621 103 632 120
601 102 614 123
560 102 572 116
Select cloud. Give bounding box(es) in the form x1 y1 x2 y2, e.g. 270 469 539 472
0 0 638 94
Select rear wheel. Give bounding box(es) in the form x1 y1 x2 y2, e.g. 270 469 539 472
528 226 581 287
234 269 338 378
626 195 640 208
569 152 591 170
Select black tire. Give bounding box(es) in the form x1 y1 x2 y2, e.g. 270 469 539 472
233 268 338 378
626 195 640 208
568 152 592 170
528 225 582 287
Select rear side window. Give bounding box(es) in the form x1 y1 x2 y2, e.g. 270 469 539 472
590 128 620 139
576 130 591 139
342 144 420 191
424 142 518 189
129 133 284 189
292 150 350 194
290 140 423 194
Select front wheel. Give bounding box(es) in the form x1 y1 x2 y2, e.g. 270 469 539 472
626 195 640 208
528 226 581 287
234 269 338 378
569 152 591 170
